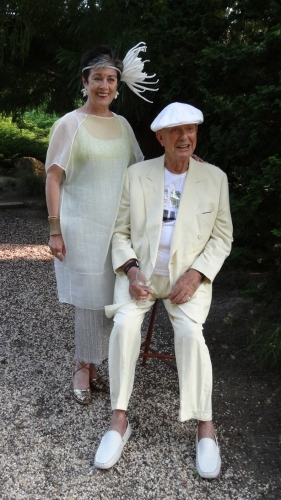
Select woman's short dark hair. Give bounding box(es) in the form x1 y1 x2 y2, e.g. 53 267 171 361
80 45 123 83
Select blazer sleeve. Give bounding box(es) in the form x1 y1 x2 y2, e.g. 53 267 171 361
111 171 138 272
191 173 233 282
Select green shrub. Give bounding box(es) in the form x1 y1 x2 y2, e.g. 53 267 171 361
0 110 58 198
0 111 58 164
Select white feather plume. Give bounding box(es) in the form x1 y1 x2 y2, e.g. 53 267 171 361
121 42 159 103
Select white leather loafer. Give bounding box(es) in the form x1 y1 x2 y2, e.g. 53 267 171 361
94 421 132 469
196 432 221 479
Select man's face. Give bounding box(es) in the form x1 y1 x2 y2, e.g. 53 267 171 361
156 124 198 163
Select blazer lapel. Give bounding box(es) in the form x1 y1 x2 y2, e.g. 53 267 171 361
170 157 207 258
140 155 165 266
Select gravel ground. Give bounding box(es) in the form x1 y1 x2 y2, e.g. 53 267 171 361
0 207 280 499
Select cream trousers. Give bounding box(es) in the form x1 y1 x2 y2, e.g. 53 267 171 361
109 275 213 422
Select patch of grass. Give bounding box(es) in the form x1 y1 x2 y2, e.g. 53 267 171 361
250 325 281 373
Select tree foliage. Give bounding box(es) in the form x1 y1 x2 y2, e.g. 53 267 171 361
1 0 281 306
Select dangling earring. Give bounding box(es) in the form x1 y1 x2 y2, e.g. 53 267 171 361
81 88 88 97
114 91 119 100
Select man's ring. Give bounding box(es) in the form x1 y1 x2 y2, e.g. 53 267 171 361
187 296 191 302
57 252 61 256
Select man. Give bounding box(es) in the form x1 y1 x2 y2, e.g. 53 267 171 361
94 102 233 478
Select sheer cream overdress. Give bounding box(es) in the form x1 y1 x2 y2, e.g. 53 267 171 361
45 110 143 363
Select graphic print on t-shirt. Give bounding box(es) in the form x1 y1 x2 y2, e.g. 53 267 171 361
163 189 182 221
154 169 188 276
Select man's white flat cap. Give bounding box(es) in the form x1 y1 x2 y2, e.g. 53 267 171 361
150 102 204 132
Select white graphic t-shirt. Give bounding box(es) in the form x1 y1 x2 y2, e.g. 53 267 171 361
154 168 187 276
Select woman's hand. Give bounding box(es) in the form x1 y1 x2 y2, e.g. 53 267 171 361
49 234 66 262
191 153 204 163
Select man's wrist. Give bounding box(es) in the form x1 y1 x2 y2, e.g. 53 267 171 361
126 266 138 281
185 269 205 282
197 271 205 282
123 260 139 275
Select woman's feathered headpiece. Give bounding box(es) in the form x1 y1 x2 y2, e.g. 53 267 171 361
82 42 158 103
120 42 158 103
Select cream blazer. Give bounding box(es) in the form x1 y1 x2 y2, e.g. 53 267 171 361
105 155 233 323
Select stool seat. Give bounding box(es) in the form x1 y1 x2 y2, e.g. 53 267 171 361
139 299 177 371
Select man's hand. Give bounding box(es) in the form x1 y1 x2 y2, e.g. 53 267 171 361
127 267 154 301
169 269 203 304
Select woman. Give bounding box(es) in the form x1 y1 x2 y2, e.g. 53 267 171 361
45 43 158 405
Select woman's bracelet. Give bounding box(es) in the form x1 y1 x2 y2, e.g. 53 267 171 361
48 216 62 236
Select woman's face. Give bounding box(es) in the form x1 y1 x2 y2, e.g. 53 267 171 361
82 67 118 108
